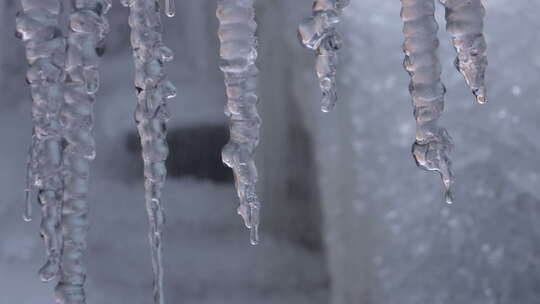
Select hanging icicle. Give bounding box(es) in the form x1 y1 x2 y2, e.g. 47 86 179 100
124 0 176 303
439 0 487 104
298 0 350 112
16 0 65 283
401 0 455 204
216 0 261 245
55 1 110 303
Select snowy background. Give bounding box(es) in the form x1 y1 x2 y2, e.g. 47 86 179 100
1 0 540 303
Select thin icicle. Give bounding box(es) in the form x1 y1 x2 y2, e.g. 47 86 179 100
298 0 349 112
24 143 37 222
16 0 65 282
216 0 261 245
124 0 176 303
55 0 110 303
401 0 455 204
439 0 487 104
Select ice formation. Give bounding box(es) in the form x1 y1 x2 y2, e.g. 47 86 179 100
401 0 454 204
400 0 487 203
165 0 175 18
55 0 110 303
216 0 262 245
124 0 176 303
16 0 65 283
439 0 487 104
298 0 350 112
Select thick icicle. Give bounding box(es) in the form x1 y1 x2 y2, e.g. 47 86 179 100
55 1 110 303
124 0 176 303
439 0 487 104
216 0 261 245
401 0 455 204
164 0 175 18
298 0 349 112
16 0 65 283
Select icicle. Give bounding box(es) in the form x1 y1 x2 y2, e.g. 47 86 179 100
54 1 110 303
401 0 455 204
125 0 176 303
16 0 66 283
439 0 487 104
298 0 349 112
216 0 261 245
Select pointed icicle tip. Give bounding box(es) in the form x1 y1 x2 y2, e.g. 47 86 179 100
236 195 261 245
474 86 487 104
165 0 175 17
250 225 259 246
23 189 33 222
299 0 348 111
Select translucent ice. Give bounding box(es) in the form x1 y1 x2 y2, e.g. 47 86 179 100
298 0 349 112
217 0 261 245
126 0 176 303
55 1 110 303
439 0 488 104
16 0 65 284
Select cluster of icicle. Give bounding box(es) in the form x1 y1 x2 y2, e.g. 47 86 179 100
16 0 110 303
14 0 488 302
216 0 262 245
298 0 350 112
401 0 487 203
122 0 176 303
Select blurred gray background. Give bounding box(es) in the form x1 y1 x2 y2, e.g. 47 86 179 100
1 0 540 303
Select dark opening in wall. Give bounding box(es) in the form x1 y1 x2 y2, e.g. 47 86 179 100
126 124 233 183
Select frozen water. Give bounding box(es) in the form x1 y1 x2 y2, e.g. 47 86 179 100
55 1 110 303
298 0 349 112
401 0 455 203
3 1 540 304
216 0 261 245
15 0 66 286
165 0 175 18
126 0 176 303
439 0 488 104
